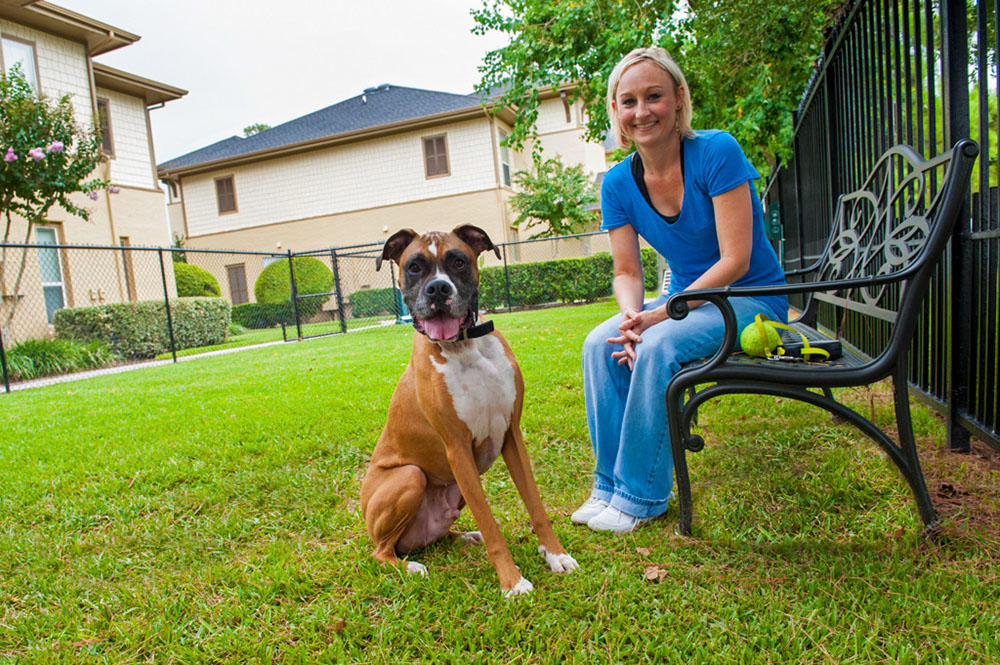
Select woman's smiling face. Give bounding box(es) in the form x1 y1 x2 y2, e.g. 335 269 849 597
613 59 680 150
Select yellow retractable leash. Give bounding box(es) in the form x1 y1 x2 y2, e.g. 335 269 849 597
739 313 831 361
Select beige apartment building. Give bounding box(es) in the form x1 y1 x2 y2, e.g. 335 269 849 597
157 84 610 306
0 0 185 342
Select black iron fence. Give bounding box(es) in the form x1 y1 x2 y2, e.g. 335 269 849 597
763 0 998 451
0 231 618 392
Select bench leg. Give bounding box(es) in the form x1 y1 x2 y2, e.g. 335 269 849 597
891 364 939 529
668 386 695 536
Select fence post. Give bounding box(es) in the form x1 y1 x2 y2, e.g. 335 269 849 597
330 248 347 334
157 248 177 363
943 0 971 453
287 250 302 341
501 243 512 313
0 329 9 393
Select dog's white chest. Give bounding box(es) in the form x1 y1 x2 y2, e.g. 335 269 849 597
430 336 516 471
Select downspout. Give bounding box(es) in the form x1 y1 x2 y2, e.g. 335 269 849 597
86 55 125 301
484 108 512 245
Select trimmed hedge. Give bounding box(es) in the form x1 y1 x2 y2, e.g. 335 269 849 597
231 302 294 329
254 257 333 320
348 287 397 318
53 297 231 358
479 248 659 310
174 262 221 297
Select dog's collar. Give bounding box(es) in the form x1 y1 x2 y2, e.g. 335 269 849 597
457 319 494 341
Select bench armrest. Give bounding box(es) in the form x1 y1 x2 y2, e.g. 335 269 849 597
662 269 917 374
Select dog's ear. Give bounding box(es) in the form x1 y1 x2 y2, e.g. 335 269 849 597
453 224 501 261
377 228 418 271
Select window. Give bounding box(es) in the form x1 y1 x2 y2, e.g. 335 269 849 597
227 264 249 305
96 98 114 157
498 130 511 187
36 227 65 323
119 237 136 301
422 135 449 178
215 175 237 214
2 37 39 93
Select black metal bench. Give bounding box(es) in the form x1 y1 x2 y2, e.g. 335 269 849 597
664 139 979 537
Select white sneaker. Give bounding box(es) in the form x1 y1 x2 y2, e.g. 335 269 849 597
587 506 650 534
570 496 610 524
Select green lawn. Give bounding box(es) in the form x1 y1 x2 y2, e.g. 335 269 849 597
1 301 997 663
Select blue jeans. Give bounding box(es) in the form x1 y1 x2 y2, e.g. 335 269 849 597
581 295 787 518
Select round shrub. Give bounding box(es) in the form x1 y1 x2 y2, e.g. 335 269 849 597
174 262 221 297
254 257 333 320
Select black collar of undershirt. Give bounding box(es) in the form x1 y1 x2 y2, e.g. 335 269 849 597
630 142 683 224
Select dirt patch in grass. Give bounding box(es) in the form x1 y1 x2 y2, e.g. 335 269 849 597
921 436 1000 546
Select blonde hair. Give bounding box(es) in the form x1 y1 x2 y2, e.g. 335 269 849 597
606 46 694 149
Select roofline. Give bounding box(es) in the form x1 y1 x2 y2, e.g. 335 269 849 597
0 1 140 56
156 82 578 179
92 62 187 106
158 103 491 179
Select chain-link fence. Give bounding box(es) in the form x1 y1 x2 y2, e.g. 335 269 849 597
0 231 635 392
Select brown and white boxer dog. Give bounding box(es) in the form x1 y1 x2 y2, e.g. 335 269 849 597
360 224 577 596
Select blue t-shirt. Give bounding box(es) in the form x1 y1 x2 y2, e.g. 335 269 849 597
601 130 787 317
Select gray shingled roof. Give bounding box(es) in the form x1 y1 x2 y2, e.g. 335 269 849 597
158 84 483 172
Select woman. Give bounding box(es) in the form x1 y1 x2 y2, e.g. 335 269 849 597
574 47 788 533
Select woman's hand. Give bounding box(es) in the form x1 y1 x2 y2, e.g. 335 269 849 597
606 305 667 370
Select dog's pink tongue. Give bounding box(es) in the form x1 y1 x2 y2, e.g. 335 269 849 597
423 314 461 341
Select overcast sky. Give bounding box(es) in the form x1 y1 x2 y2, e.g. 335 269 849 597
56 0 509 165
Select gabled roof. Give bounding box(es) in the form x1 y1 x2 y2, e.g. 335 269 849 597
158 84 487 176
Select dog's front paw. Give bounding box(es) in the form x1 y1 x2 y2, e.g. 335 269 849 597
503 576 534 597
405 561 428 577
539 545 579 573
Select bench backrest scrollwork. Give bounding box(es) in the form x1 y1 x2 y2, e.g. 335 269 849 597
797 140 978 360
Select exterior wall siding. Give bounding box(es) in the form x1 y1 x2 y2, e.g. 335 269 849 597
97 87 156 189
184 188 509 256
0 19 93 127
183 118 498 238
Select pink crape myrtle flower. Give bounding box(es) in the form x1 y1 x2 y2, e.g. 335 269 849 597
46 141 64 153
87 190 99 200
28 148 45 161
4 148 17 162
107 186 121 194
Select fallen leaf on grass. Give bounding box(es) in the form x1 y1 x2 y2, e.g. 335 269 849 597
328 619 347 633
644 565 669 582
636 547 651 556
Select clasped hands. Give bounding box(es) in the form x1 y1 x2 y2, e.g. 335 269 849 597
606 304 668 370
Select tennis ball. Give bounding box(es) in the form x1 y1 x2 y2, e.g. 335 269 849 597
740 320 780 357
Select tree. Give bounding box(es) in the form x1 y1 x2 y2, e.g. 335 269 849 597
473 0 841 171
509 154 598 238
243 123 271 137
1 66 107 339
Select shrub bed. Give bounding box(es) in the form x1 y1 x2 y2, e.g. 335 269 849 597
4 338 120 381
53 297 231 358
479 248 659 310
